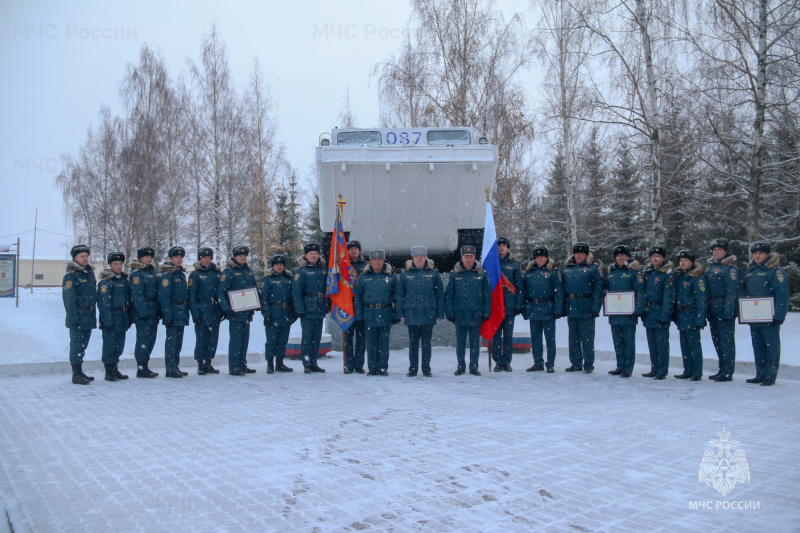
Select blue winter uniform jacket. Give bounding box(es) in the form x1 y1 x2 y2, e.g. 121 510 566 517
673 263 708 331
130 260 161 324
445 261 492 327
260 268 296 326
498 253 524 315
704 254 739 320
521 259 564 320
158 263 190 327
62 261 97 330
561 254 603 318
218 258 258 322
742 253 789 326
396 259 445 326
642 261 675 328
97 269 132 332
291 257 331 319
355 264 398 327
604 260 645 326
189 262 222 325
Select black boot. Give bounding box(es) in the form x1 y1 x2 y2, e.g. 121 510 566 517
71 363 91 385
503 364 513 372
113 364 128 379
312 364 326 373
245 366 256 373
136 362 158 378
565 365 582 372
165 369 184 378
708 372 720 380
642 371 655 378
205 360 220 374
276 358 293 372
197 360 207 375
527 364 544 372
609 369 622 375
267 359 275 374
104 364 119 382
176 368 188 376
493 364 504 372
674 373 689 379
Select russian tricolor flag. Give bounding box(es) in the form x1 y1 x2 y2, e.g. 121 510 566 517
480 201 505 341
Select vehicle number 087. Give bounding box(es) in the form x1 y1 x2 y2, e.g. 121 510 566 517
385 131 422 145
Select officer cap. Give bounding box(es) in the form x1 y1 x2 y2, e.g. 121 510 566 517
232 245 250 257
137 246 155 259
497 237 511 248
532 246 549 259
572 242 590 255
410 245 427 257
750 241 771 254
270 254 287 267
168 246 185 258
613 244 631 257
461 245 476 256
304 243 321 254
107 251 125 264
197 247 213 260
369 249 386 260
649 244 667 258
347 240 361 251
709 238 729 252
678 249 696 263
70 244 90 259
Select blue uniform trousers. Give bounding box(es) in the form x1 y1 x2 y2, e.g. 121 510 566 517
645 326 670 376
365 325 391 373
491 314 515 366
407 325 433 374
529 319 556 368
265 324 291 360
750 325 781 383
455 325 481 371
300 317 323 368
567 317 595 370
194 322 220 361
344 320 366 371
101 330 125 365
679 329 703 378
228 321 251 373
611 325 636 374
134 323 158 364
164 325 184 372
69 328 92 365
709 318 736 377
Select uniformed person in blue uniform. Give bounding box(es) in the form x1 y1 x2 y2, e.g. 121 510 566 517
521 246 563 373
355 249 398 376
396 246 445 377
641 244 675 380
188 247 222 376
218 245 258 376
130 246 160 378
260 254 296 374
62 244 97 385
159 246 190 378
604 245 645 378
445 246 492 376
561 243 603 374
491 237 523 372
97 251 132 382
673 249 707 381
344 241 368 373
704 238 739 382
291 243 331 374
742 242 789 386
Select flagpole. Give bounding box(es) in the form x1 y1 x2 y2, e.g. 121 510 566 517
338 194 348 374
485 186 492 373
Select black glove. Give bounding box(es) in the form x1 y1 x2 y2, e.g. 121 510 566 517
521 312 529 321
774 319 784 326
263 316 273 326
591 311 600 318
392 318 401 325
225 310 236 320
163 320 173 328
554 314 564 320
659 320 669 327
192 316 201 325
482 315 491 322
447 316 455 323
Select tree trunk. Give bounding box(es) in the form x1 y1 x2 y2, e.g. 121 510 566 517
747 0 768 243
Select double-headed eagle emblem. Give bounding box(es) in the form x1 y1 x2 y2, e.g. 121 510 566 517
699 428 750 496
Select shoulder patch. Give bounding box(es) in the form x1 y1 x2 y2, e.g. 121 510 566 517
187 278 193 287
730 270 737 281
668 277 674 286
100 285 108 294
132 277 139 285
294 273 300 281
777 271 784 283
698 280 706 291
220 274 226 282
557 271 563 281
162 279 169 287
64 280 72 290
637 272 644 283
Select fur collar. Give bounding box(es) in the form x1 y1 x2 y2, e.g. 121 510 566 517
160 262 184 274
708 254 737 266
67 260 94 273
100 269 128 280
751 252 781 269
264 267 293 278
499 252 517 263
610 259 640 271
130 260 153 271
405 259 435 270
297 257 325 268
193 262 218 272
565 253 595 267
452 261 485 275
526 258 555 271
226 258 249 270
678 262 705 278
362 263 394 275
646 260 674 274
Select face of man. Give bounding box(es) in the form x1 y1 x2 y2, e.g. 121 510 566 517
535 255 549 268
74 252 89 267
462 255 476 269
109 260 123 274
651 254 664 268
497 243 508 258
273 263 285 274
170 255 184 267
574 252 587 265
140 255 153 266
234 253 248 265
370 258 385 272
679 258 693 271
348 247 361 262
615 254 629 267
412 255 427 268
200 256 212 267
752 251 769 264
712 247 727 261
306 251 319 264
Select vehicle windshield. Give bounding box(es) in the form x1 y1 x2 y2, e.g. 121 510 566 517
337 131 382 146
427 130 471 145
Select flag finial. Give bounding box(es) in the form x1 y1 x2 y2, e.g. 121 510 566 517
485 186 491 202
337 192 346 206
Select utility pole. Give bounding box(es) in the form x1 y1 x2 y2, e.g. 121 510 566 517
30 208 37 293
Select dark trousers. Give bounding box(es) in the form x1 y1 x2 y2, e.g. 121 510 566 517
407 325 433 374
709 317 736 377
646 325 670 376
300 317 323 368
679 328 703 378
164 325 184 371
529 319 556 367
491 314 515 365
194 322 220 361
344 320 366 370
611 324 637 374
68 328 92 365
265 324 291 360
365 324 391 373
101 330 126 365
133 322 158 364
455 325 481 371
750 325 781 383
228 321 251 373
567 317 595 370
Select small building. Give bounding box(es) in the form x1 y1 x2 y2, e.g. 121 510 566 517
18 258 106 287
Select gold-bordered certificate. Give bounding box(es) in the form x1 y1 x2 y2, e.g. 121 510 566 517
228 287 261 312
604 291 635 316
738 297 774 324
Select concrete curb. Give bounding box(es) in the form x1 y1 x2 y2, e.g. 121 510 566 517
0 459 33 533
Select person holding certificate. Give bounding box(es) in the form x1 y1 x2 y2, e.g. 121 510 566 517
742 242 789 386
292 243 331 374
604 245 645 378
672 250 708 381
218 245 259 376
641 244 675 380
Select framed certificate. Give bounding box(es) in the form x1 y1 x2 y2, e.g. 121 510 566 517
228 287 261 312
738 297 774 324
604 291 635 316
